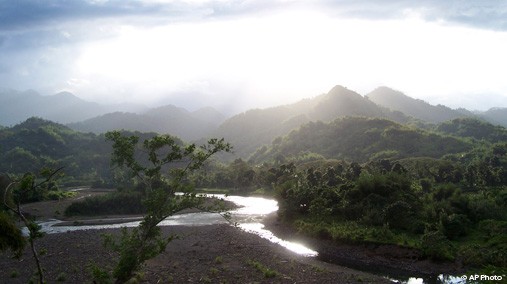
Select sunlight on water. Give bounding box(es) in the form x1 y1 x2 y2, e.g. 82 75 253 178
239 223 318 257
30 212 229 235
224 195 278 215
33 194 318 257
220 195 318 256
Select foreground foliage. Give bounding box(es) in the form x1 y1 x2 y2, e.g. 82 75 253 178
1 168 63 283
103 131 231 283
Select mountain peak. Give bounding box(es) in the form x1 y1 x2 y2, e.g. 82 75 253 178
368 86 408 99
328 85 352 95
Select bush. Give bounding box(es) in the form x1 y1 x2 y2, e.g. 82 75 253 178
441 214 470 240
383 201 413 230
64 191 145 216
0 211 26 255
420 230 454 261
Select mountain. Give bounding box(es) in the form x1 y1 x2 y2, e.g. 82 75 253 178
479 107 507 127
68 105 226 141
0 89 147 125
211 85 411 159
309 85 384 120
0 90 104 125
366 87 474 123
191 107 227 127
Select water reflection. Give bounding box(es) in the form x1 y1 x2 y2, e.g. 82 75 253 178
239 223 318 257
220 195 318 256
26 212 229 235
32 194 317 257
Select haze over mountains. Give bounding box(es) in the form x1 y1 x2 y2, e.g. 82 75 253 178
0 89 148 126
68 106 226 141
1 86 506 160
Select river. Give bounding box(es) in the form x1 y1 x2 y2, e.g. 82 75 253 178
32 194 464 284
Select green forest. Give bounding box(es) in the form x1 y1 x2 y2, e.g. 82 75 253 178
1 115 506 278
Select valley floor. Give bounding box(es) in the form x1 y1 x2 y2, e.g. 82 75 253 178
1 188 465 283
0 224 390 283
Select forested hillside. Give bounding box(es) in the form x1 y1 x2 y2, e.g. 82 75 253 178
435 117 507 142
0 117 111 185
249 117 472 164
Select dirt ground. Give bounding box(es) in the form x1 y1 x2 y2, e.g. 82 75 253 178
1 189 463 283
2 188 389 283
0 224 391 283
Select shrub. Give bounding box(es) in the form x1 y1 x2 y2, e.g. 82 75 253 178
383 201 413 230
420 230 454 261
441 214 470 240
56 272 66 282
64 191 145 216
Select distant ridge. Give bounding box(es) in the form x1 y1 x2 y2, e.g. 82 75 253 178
2 85 506 149
0 89 146 125
366 86 474 123
68 105 226 141
480 107 507 127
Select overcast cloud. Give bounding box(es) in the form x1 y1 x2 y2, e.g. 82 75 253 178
1 0 506 112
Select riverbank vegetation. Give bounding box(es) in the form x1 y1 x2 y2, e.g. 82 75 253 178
189 117 507 272
257 118 507 273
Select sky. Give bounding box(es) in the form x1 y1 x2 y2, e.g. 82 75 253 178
1 0 507 113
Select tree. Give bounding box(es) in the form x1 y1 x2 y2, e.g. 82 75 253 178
104 131 231 283
2 167 63 284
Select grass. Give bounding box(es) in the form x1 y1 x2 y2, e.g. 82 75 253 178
209 267 220 276
56 272 66 282
214 256 223 264
294 216 507 268
247 259 278 278
294 217 420 248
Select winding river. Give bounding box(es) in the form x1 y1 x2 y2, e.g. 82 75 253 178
32 194 463 284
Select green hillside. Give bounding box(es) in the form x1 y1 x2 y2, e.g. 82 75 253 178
250 117 473 164
435 117 507 143
0 117 111 185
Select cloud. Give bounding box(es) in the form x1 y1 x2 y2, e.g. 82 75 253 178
1 0 506 112
2 0 507 33
318 0 507 31
0 0 161 31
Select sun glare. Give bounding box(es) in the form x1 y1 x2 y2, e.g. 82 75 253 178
73 8 507 107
